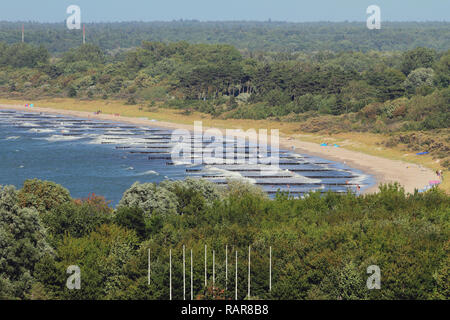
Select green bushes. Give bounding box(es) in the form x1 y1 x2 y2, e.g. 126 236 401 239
118 182 178 217
114 207 147 240
2 179 449 300
42 198 113 241
160 178 220 205
17 179 71 214
401 47 437 75
0 185 18 212
35 224 140 300
0 43 49 68
118 178 221 217
0 185 51 299
0 41 447 135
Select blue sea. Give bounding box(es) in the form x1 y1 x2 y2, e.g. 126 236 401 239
0 109 374 206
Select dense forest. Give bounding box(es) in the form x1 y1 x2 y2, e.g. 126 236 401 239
1 179 449 300
0 21 449 53
0 22 449 301
0 36 448 167
0 41 448 123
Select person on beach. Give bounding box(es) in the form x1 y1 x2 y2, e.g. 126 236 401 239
345 180 351 192
439 170 444 181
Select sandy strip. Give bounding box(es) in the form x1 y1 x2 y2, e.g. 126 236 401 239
0 104 436 194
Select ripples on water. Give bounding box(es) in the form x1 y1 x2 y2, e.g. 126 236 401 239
0 110 374 206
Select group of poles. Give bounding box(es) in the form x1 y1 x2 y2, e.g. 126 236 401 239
147 245 272 300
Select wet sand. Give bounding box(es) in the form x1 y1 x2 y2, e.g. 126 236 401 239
0 104 436 194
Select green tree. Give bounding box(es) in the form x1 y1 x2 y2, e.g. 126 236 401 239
62 44 105 65
118 182 178 217
433 51 450 88
17 179 71 214
42 200 112 241
114 207 147 239
0 186 51 299
53 224 139 300
401 47 437 75
403 68 435 94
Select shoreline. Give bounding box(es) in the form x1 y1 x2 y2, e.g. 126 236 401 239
0 103 436 194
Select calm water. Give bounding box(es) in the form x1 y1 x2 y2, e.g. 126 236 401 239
0 109 374 206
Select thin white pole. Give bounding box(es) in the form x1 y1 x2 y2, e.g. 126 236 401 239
269 246 272 292
190 249 193 300
235 250 238 300
183 245 186 300
213 250 215 288
169 249 172 300
225 245 228 292
204 245 207 287
148 248 151 285
82 24 86 44
248 245 251 298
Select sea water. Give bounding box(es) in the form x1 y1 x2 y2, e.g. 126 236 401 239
0 110 374 206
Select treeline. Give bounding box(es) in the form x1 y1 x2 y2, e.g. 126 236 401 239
1 21 449 53
0 179 448 300
0 40 448 167
0 41 449 128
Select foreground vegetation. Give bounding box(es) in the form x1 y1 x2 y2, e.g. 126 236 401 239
0 179 449 300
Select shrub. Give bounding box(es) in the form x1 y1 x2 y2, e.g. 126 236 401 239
0 203 50 299
126 96 137 105
44 224 139 300
0 185 18 212
67 86 77 97
73 193 113 215
118 182 178 217
359 102 382 120
160 178 220 205
224 179 268 200
42 200 112 240
17 179 71 214
114 207 147 239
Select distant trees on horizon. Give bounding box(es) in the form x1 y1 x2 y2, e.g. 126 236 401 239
0 21 449 54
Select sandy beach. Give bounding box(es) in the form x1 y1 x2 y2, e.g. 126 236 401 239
0 103 436 194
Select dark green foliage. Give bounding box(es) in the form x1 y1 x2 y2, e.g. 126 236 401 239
401 47 437 75
0 33 448 127
61 44 105 65
108 182 448 300
365 67 406 101
114 206 147 239
67 85 77 97
434 51 450 88
42 198 112 240
0 185 51 299
17 179 71 214
0 42 49 68
34 224 139 300
2 180 450 300
0 20 448 300
0 21 447 125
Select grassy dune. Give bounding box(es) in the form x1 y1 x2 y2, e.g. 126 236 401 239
2 98 448 193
